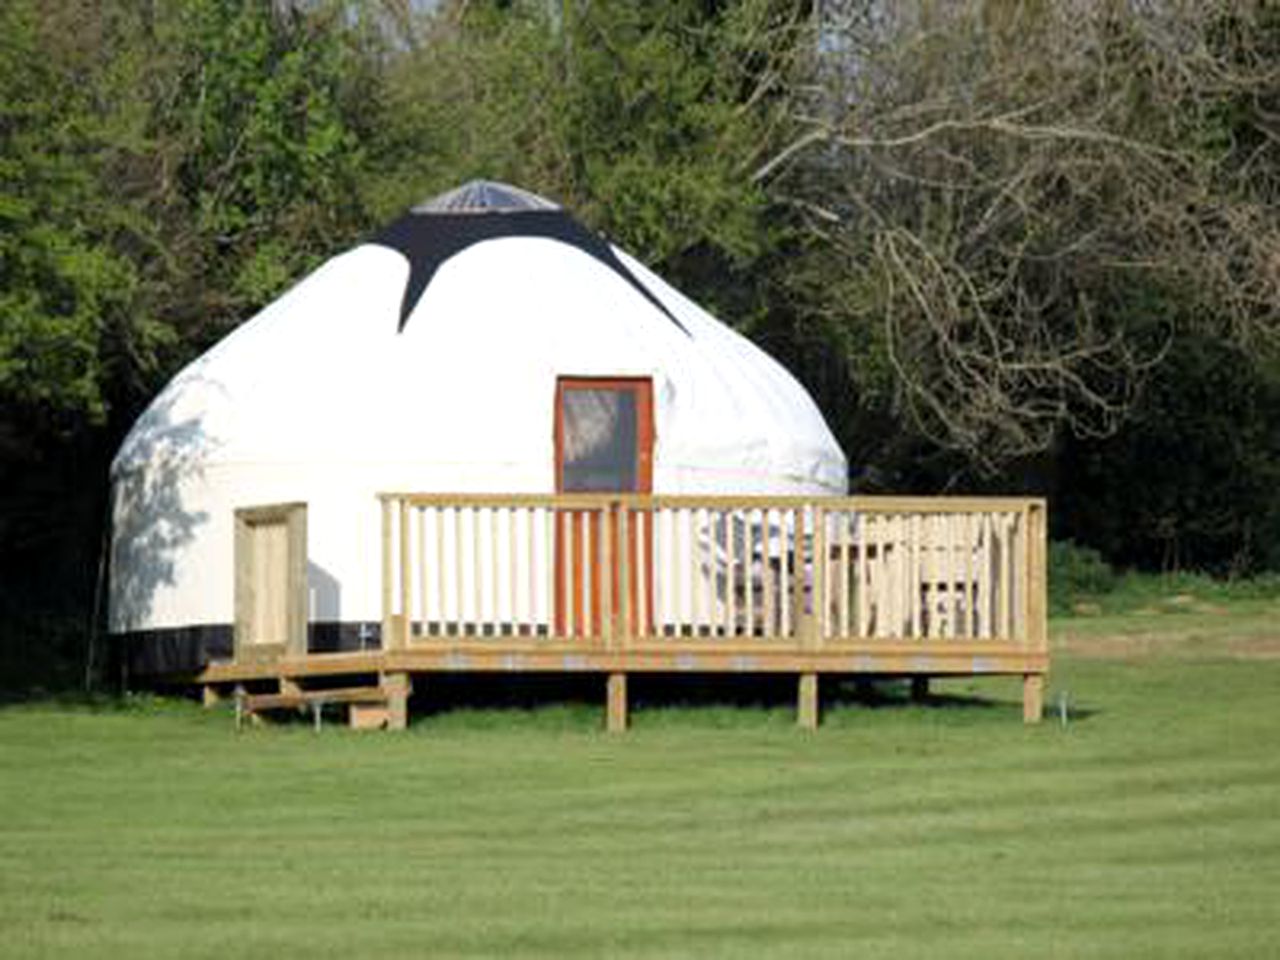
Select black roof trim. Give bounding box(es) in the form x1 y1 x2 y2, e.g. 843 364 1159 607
370 209 688 335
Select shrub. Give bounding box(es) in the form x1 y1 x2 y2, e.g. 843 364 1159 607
1049 540 1117 614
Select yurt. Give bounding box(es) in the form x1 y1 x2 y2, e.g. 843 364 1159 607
109 181 848 675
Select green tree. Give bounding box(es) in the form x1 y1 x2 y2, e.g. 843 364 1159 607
366 0 804 322
140 0 376 346
0 1 149 427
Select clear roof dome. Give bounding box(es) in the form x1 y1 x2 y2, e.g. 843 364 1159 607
412 180 560 214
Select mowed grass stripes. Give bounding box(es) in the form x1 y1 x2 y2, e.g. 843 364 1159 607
1 639 1277 958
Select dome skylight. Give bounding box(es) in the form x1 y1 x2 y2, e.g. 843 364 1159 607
412 180 560 214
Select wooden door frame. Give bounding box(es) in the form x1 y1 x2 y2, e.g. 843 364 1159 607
553 377 655 638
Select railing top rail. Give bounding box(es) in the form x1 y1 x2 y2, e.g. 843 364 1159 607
378 492 1045 513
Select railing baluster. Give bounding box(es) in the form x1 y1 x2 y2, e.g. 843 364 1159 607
742 506 747 634
604 506 614 650
979 512 992 639
812 504 827 645
1001 513 1013 639
878 514 890 638
877 514 888 638
398 499 411 649
637 507 649 639
525 507 536 636
434 508 445 637
471 508 483 636
417 507 427 639
722 509 734 637
668 508 681 638
504 507 514 637
787 508 797 635
543 507 553 638
565 509 576 639
486 507 496 635
380 496 393 647
1003 514 1013 642
962 512 974 638
856 512 868 638
454 507 463 634
582 510 592 637
760 507 769 637
837 509 849 638
917 515 929 639
1015 510 1028 641
780 508 791 638
691 508 702 637
943 514 952 637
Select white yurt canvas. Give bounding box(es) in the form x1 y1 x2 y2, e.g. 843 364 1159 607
109 181 847 674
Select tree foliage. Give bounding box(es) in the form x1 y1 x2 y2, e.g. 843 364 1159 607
365 0 797 320
763 0 1280 471
0 1 148 428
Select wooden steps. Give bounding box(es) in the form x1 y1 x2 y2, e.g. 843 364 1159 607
227 676 411 731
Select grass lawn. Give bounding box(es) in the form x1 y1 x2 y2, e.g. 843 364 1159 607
2 599 1278 958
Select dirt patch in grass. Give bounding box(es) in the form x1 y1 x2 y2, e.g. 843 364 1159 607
1055 629 1280 661
1052 595 1280 661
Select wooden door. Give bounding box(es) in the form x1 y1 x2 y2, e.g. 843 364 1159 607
234 503 308 664
554 377 654 637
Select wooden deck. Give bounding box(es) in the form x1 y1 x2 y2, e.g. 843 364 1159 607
205 494 1048 730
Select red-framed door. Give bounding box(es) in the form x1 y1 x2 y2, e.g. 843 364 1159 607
554 377 654 637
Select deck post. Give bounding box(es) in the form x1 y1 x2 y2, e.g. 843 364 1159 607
1026 501 1048 652
383 672 412 730
798 672 819 730
910 677 930 702
1023 673 1044 724
606 672 628 733
202 685 222 708
1023 500 1048 726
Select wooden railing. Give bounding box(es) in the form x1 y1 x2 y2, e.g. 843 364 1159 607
379 493 1047 657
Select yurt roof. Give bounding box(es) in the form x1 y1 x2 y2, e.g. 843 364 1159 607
112 181 846 492
373 183 683 333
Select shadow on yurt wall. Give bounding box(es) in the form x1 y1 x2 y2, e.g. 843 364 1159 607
108 399 210 633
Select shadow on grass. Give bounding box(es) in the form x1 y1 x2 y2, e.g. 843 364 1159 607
412 674 1008 715
404 674 1086 731
1 674 1097 731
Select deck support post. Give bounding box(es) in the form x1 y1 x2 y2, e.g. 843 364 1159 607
279 677 302 697
606 672 628 733
1023 673 1044 724
383 672 412 731
798 672 819 730
910 677 930 702
202 685 222 708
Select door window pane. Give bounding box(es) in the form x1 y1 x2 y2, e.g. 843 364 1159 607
561 388 638 492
